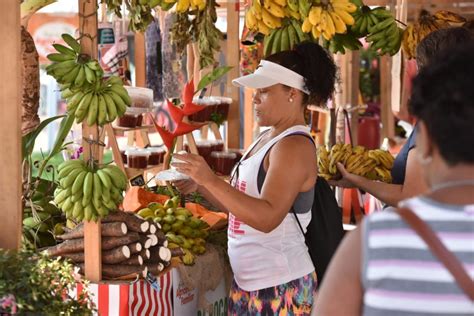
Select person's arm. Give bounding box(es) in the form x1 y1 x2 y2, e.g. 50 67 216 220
173 136 316 233
329 148 428 207
173 179 229 212
313 225 363 316
197 185 229 212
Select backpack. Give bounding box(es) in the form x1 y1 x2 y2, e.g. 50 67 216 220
292 177 344 287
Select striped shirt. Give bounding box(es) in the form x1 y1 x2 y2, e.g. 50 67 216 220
362 196 474 315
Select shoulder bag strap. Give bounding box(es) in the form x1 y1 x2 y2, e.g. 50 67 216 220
395 207 474 300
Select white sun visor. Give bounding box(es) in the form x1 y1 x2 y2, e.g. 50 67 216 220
232 60 310 95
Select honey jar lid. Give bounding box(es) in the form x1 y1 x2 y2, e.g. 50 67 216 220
209 139 224 145
211 96 232 104
146 146 166 154
125 148 150 156
195 140 212 147
210 151 237 158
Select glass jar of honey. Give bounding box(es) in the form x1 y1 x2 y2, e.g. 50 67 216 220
126 148 150 169
210 151 237 176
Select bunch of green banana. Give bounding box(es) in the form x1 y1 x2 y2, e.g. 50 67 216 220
45 34 103 89
358 7 402 56
318 144 394 183
181 248 196 265
321 30 362 54
66 75 131 126
53 159 128 222
352 6 390 37
263 20 309 57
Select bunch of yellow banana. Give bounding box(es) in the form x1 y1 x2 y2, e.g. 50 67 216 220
318 144 394 183
45 34 103 89
402 9 465 59
246 0 288 35
263 20 310 56
362 7 403 56
301 0 357 41
65 76 131 126
54 160 128 222
173 0 206 12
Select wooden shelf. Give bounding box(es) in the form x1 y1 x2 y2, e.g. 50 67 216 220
112 124 153 132
125 164 163 179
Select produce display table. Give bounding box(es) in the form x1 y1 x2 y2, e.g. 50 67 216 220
72 267 228 316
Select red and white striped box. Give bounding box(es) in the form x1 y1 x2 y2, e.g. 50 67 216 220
72 270 173 316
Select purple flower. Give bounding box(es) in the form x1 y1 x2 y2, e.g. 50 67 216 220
0 294 17 314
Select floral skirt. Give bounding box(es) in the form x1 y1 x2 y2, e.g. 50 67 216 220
228 271 317 316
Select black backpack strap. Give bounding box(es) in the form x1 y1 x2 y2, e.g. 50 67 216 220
292 207 314 260
292 207 306 235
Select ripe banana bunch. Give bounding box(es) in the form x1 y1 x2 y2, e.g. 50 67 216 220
302 0 357 41
364 10 403 56
318 144 394 183
263 20 310 56
66 76 131 126
245 0 285 36
45 34 103 89
174 0 206 13
54 160 128 222
402 9 465 59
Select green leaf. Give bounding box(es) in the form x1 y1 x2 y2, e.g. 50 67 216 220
45 113 75 161
22 115 65 159
196 66 233 92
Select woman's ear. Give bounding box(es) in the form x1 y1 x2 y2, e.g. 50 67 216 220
416 121 434 160
288 88 302 104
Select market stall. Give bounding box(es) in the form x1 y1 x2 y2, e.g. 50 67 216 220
0 0 472 314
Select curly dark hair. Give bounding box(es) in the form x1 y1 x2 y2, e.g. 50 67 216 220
265 42 337 106
416 27 473 69
409 42 474 165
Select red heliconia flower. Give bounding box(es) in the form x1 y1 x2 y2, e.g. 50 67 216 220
148 113 175 150
166 99 184 123
173 120 206 136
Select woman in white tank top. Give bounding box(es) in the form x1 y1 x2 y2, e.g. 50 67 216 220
172 42 337 315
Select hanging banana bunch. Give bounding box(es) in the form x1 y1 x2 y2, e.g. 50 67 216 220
46 34 131 126
54 160 128 222
263 20 310 56
46 34 103 90
402 9 466 59
301 0 358 41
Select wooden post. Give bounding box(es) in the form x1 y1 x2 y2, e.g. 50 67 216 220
134 32 146 87
226 0 241 149
334 53 347 144
348 51 360 145
380 55 395 142
0 0 21 249
79 0 101 282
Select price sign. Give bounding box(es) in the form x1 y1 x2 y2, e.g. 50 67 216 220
130 174 145 187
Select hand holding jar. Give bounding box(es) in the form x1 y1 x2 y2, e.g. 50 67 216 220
171 152 217 186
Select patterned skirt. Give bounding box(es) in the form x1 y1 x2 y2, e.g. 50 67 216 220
228 271 317 316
